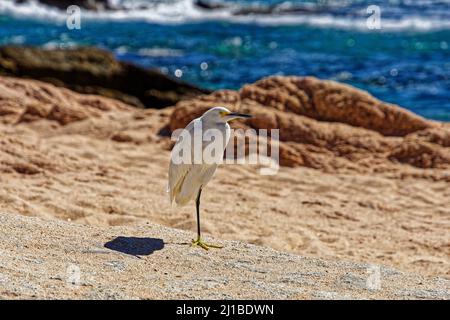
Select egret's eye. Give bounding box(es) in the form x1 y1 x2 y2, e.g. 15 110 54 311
219 111 229 117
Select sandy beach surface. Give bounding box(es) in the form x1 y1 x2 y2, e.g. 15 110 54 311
0 74 448 288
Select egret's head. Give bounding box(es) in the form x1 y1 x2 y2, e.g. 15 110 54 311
202 106 252 123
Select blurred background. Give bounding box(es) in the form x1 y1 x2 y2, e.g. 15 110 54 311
0 0 449 120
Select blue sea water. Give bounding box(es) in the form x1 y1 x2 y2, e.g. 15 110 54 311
0 0 449 120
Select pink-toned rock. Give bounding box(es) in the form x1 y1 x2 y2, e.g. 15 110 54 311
240 76 433 136
0 76 131 125
169 76 448 172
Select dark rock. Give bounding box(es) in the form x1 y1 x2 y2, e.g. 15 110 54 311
15 0 114 11
194 0 229 10
194 0 327 16
17 0 326 15
0 46 209 108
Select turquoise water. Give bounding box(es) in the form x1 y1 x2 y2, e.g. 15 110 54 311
0 0 449 120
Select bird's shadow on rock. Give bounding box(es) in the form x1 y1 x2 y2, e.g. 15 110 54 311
104 236 164 258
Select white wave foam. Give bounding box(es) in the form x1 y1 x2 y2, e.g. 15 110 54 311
1 0 450 32
0 0 67 21
138 47 184 57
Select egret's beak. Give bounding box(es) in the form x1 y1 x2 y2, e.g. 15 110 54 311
226 112 252 120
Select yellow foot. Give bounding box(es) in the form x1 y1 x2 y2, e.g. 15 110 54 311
191 237 223 250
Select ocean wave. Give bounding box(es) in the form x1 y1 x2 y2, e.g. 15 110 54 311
137 47 184 57
1 0 450 32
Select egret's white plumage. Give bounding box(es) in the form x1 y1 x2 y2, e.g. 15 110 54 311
167 106 251 250
169 107 230 205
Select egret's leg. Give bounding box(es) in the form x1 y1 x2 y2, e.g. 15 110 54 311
191 188 223 250
196 188 202 240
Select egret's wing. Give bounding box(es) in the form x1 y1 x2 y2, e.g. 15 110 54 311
168 160 190 205
176 163 218 205
167 119 197 204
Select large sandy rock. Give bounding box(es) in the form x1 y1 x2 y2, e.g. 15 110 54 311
0 212 448 299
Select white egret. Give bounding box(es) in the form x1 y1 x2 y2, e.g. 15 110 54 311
168 107 252 250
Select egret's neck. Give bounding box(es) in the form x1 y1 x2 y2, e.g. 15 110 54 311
215 121 228 127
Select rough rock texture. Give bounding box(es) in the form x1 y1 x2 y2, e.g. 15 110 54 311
169 76 450 173
240 76 432 136
0 76 132 126
0 212 448 299
0 75 449 291
0 46 209 108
